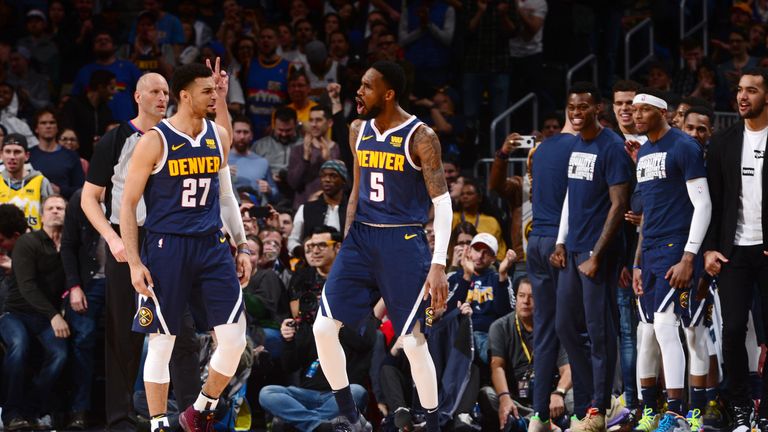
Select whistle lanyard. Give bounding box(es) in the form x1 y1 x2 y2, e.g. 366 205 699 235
516 316 532 363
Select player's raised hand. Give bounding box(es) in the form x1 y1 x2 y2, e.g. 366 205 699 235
424 264 448 311
236 251 252 287
129 262 154 297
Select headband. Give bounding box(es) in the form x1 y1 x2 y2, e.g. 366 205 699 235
632 93 668 110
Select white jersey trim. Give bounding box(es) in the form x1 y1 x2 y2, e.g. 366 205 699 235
370 115 417 142
226 288 244 324
210 120 226 162
162 118 209 147
404 121 425 171
400 283 426 337
354 120 367 151
150 128 169 175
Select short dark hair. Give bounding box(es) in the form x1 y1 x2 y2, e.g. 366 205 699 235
34 107 58 127
276 206 294 218
309 225 343 243
461 177 484 198
442 153 459 168
246 234 262 255
540 112 563 128
684 105 715 124
679 96 710 109
171 63 213 100
567 81 601 104
612 80 642 94
741 67 768 90
294 18 314 32
310 104 332 119
275 106 298 123
287 67 309 84
232 114 252 129
370 61 406 100
0 204 27 238
89 69 116 89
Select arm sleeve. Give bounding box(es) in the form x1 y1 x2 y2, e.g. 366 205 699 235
287 205 305 256
685 177 712 255
218 166 247 246
431 191 452 265
556 189 569 245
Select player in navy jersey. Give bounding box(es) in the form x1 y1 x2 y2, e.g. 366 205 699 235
630 88 712 431
311 61 451 432
120 63 251 432
549 82 633 432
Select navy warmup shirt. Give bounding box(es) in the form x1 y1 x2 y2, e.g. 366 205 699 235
531 133 578 238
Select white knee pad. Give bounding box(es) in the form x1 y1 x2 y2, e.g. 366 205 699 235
144 333 177 384
653 309 685 389
313 315 342 343
210 314 247 377
312 315 350 390
684 325 710 376
637 322 660 379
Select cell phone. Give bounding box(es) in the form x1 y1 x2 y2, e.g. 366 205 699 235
515 135 536 149
248 206 271 219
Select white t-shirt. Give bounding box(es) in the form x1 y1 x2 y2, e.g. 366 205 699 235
735 126 767 245
508 0 548 58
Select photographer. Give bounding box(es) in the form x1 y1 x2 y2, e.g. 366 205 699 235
259 226 376 431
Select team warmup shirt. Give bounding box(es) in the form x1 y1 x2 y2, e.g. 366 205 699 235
636 127 706 248
354 116 430 225
565 127 633 253
735 126 767 245
530 133 578 238
143 119 223 236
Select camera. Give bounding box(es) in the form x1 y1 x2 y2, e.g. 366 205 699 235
514 135 536 149
248 206 271 219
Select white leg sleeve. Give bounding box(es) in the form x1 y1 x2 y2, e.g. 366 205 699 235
210 313 247 377
684 325 710 376
312 315 350 390
637 322 660 379
402 322 439 410
144 333 177 384
747 311 760 373
653 308 686 389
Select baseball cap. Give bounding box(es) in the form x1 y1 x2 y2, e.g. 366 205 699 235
470 233 498 256
26 9 47 23
3 133 29 151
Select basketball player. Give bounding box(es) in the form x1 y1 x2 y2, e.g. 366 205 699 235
631 88 711 431
120 63 251 432
312 61 451 431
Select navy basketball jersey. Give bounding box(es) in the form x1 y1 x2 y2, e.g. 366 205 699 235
143 118 223 235
355 115 430 225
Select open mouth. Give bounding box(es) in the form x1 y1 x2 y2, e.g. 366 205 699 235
356 98 365 114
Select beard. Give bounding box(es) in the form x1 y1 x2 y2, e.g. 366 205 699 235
742 103 766 119
358 104 382 120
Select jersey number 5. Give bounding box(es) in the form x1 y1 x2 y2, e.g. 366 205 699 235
370 172 385 202
181 178 211 207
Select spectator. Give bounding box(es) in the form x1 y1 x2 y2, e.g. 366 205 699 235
215 0 243 47
59 128 89 174
672 37 706 97
0 133 54 230
671 96 710 129
252 106 302 200
226 35 256 114
288 105 340 209
452 177 507 260
276 207 294 239
414 87 464 156
290 0 311 26
322 12 342 45
507 0 547 112
241 205 260 237
399 0 456 89
60 189 106 430
303 40 342 98
229 116 279 204
376 31 416 104
539 113 563 139
277 22 301 63
646 61 673 92
717 29 758 93
245 27 292 137
448 221 478 271
0 195 68 431
286 68 319 125
71 30 143 122
443 154 460 191
0 82 37 147
120 11 175 77
478 279 573 431
176 0 213 48
690 60 728 109
328 31 351 66
748 22 766 57
128 0 185 53
6 47 51 110
29 109 85 199
489 133 525 262
288 159 349 255
259 226 375 431
293 18 317 65
58 0 99 83
448 233 515 364
258 226 292 287
17 9 60 89
60 69 116 160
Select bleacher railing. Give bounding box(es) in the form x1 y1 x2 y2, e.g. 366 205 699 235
679 0 708 68
566 54 598 90
490 93 538 156
624 18 655 79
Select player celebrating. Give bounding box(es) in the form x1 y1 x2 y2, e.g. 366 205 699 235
311 61 451 431
630 88 712 432
120 63 251 432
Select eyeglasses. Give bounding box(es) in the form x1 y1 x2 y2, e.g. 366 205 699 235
456 240 471 246
305 240 336 252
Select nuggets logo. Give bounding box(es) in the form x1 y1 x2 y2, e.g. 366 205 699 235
138 307 154 327
679 291 689 309
206 138 216 149
425 306 434 327
390 136 403 148
706 304 713 323
524 220 533 241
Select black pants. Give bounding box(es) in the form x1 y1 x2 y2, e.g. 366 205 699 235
105 245 201 430
718 245 768 413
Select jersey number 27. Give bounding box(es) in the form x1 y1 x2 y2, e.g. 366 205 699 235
181 178 211 207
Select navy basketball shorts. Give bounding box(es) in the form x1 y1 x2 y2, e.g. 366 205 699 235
320 222 431 337
132 231 244 335
638 240 704 327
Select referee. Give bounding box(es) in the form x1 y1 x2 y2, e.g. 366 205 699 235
81 72 201 431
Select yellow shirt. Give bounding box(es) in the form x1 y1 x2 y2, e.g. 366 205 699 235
452 211 508 261
0 174 45 230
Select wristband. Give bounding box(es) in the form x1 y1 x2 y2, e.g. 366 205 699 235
497 391 511 399
551 390 565 398
495 149 511 160
632 265 641 270
237 248 252 256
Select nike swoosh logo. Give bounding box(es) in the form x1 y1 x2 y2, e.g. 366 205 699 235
220 236 227 243
171 143 186 151
362 135 374 141
404 234 417 240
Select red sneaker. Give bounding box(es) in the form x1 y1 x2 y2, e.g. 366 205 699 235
179 405 216 432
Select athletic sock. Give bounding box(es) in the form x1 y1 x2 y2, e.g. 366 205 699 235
425 407 439 432
193 390 219 411
333 386 359 423
706 387 718 403
150 414 168 431
640 386 659 412
691 387 707 412
667 399 683 416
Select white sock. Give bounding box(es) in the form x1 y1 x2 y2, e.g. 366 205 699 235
150 414 169 431
193 391 219 411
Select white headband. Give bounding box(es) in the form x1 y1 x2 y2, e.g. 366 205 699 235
632 93 668 110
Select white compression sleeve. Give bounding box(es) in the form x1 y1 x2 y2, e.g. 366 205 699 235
653 307 686 389
218 166 247 246
636 322 660 379
684 177 711 255
556 190 569 245
684 325 710 376
402 323 438 410
431 191 452 265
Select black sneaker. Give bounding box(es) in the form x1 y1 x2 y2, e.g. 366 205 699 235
394 407 414 429
331 413 372 432
730 404 754 431
5 417 31 431
756 417 768 432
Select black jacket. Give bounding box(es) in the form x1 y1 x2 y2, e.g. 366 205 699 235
704 120 768 257
61 189 102 290
6 230 66 319
302 193 349 241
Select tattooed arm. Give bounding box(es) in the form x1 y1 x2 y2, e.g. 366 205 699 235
344 120 363 237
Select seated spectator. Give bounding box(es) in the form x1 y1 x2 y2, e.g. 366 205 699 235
276 207 294 239
477 279 573 431
252 106 303 203
286 68 319 126
375 31 415 103
6 47 51 110
288 159 348 256
717 29 758 93
539 113 563 139
230 115 279 205
0 134 54 230
452 177 507 260
645 61 673 92
259 226 375 431
60 69 117 160
259 226 293 288
672 37 706 97
60 189 106 430
447 233 516 364
58 128 89 174
448 221 478 272
288 105 339 209
0 196 69 431
328 31 351 66
690 60 729 110
0 83 37 147
29 109 85 199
